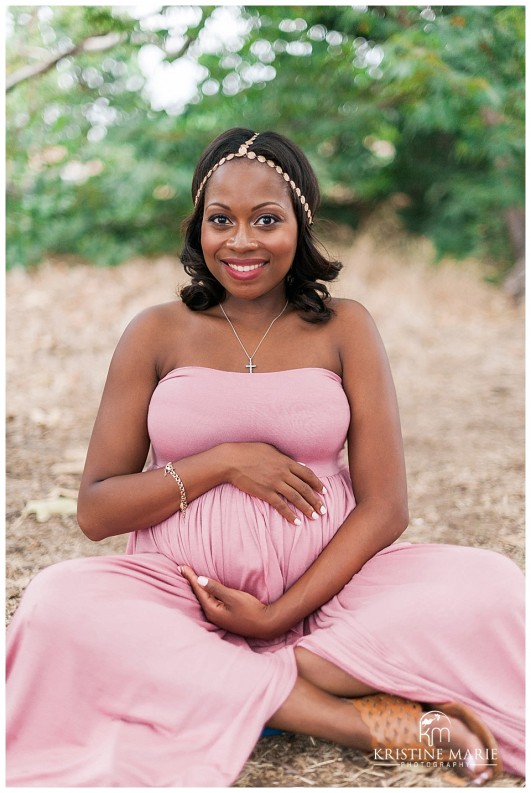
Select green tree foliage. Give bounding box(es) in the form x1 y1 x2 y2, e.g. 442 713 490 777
6 5 524 277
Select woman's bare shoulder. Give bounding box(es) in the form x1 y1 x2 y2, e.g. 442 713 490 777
328 297 388 377
329 297 377 333
111 300 189 375
118 299 192 348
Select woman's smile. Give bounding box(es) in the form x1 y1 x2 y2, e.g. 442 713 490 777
222 257 268 280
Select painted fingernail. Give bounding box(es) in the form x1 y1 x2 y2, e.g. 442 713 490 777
294 518 302 526
321 486 328 495
197 576 209 586
311 511 319 520
178 566 183 574
320 505 327 515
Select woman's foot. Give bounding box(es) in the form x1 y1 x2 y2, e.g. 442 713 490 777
445 717 492 783
431 704 501 785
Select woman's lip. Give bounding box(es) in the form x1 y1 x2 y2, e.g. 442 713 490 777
222 262 267 281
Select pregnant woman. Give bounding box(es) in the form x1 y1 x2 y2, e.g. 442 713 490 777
6 128 524 787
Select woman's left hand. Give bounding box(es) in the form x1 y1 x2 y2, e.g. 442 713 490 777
180 565 278 640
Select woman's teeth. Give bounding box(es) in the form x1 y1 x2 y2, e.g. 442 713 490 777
226 263 265 272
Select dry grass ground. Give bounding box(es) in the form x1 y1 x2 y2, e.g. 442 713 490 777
6 227 524 787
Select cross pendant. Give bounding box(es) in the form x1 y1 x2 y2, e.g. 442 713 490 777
246 359 256 373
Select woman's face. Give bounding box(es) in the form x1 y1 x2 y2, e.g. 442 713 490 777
200 159 298 302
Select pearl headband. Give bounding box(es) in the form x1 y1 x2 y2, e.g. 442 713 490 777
194 132 313 224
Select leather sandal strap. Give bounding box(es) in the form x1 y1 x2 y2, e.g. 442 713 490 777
352 693 426 751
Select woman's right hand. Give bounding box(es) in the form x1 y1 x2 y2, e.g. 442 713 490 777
218 442 327 524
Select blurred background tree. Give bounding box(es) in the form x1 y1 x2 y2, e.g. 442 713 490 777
6 5 525 292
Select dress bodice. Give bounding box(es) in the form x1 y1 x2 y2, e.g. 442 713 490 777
147 366 351 476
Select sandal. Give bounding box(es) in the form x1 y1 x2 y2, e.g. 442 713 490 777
350 693 502 786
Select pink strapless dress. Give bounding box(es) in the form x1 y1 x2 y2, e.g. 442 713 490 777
6 368 525 786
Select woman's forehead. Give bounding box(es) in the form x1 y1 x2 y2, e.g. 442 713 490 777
203 159 292 207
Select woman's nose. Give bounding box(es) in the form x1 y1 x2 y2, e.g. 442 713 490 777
226 225 258 250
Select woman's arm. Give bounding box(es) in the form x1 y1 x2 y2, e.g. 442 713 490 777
77 306 223 541
267 300 409 633
182 300 409 638
78 305 326 542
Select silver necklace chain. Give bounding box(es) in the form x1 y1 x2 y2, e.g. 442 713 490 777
219 301 289 373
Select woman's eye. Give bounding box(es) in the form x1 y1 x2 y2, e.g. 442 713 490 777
255 214 279 226
209 214 231 225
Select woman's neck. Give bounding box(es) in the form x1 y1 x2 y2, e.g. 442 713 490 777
220 291 289 324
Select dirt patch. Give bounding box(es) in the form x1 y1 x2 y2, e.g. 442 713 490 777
6 231 524 787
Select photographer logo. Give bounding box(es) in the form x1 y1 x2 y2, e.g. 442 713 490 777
420 710 452 746
372 709 498 770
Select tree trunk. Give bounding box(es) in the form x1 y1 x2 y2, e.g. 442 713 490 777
503 207 525 301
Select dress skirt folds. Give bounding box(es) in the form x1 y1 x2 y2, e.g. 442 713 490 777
6 367 525 786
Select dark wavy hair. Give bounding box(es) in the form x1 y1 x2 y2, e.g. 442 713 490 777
180 128 342 323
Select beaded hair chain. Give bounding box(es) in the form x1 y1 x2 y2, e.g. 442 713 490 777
193 133 313 224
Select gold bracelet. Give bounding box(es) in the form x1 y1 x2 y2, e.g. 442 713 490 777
164 462 187 514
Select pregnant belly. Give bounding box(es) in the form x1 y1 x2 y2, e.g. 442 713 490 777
136 473 355 602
